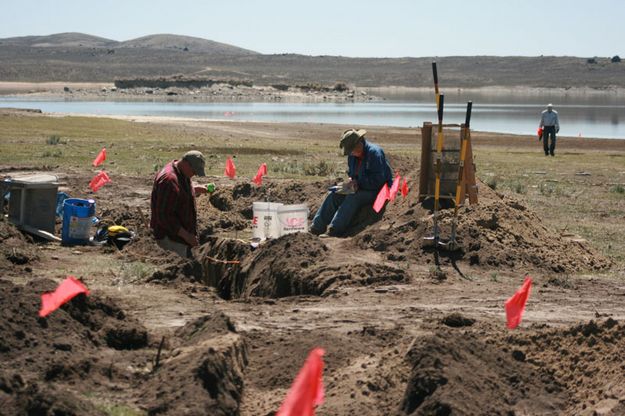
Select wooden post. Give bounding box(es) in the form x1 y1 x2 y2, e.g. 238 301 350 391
419 122 433 202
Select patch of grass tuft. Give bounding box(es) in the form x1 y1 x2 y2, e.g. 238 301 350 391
46 134 62 145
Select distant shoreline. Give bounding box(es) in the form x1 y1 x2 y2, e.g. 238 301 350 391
1 82 625 103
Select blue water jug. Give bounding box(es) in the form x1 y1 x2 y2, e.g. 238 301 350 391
61 198 96 245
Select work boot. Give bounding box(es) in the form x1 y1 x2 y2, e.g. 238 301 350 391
319 226 339 238
327 226 341 237
309 226 324 236
550 151 555 157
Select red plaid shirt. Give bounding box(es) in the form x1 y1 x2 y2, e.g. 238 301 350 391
150 160 197 243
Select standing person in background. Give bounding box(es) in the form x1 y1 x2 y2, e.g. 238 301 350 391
539 103 560 156
150 150 207 257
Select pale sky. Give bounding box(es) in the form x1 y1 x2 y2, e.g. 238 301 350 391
1 0 623 58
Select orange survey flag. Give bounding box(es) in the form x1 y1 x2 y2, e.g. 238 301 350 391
401 178 409 197
92 147 106 167
277 348 325 416
225 157 236 179
39 276 90 317
89 170 111 192
252 163 267 185
505 276 532 329
373 183 390 213
389 174 401 201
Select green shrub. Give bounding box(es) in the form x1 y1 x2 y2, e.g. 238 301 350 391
485 176 498 190
42 149 62 158
303 160 333 176
510 181 526 194
46 135 61 145
610 184 625 194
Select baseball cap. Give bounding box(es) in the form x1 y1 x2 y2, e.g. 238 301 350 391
182 150 206 176
339 129 367 156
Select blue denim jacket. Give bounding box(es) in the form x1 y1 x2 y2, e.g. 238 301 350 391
347 140 393 191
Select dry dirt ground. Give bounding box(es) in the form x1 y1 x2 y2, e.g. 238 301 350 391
1 121 625 415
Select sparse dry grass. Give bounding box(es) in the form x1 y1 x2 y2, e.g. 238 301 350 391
475 146 625 265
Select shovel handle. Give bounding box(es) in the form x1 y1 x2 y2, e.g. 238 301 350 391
465 101 473 128
437 94 445 124
432 62 439 86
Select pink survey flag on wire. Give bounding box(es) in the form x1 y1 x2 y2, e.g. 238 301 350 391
92 147 106 167
276 348 325 416
252 163 267 185
39 276 90 317
373 183 390 213
89 170 111 192
505 276 533 329
225 157 236 179
389 174 401 201
401 178 409 197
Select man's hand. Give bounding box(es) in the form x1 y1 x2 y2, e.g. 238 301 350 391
348 178 359 192
178 227 199 247
193 185 207 195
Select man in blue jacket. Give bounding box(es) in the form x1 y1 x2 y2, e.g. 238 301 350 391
310 129 393 237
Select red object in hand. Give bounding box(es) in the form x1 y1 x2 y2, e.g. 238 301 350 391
89 170 111 192
401 178 409 197
537 127 543 140
253 163 267 185
276 348 325 416
92 147 106 167
39 276 90 317
373 183 390 213
389 174 401 201
225 157 236 179
505 276 532 329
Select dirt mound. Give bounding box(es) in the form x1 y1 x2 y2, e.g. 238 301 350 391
231 233 407 298
400 329 567 415
0 380 106 416
356 185 611 273
0 278 149 414
506 318 625 415
152 233 407 299
0 220 38 271
139 313 247 416
400 318 625 415
242 324 409 415
204 180 327 221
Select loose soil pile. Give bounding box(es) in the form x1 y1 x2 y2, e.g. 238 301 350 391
0 219 38 272
400 318 625 415
0 278 148 415
355 182 611 273
154 233 408 299
139 313 247 416
0 278 252 415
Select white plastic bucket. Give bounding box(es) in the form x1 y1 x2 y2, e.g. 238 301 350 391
277 204 309 236
252 202 283 240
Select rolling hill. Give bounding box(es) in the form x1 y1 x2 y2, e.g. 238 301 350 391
0 32 623 88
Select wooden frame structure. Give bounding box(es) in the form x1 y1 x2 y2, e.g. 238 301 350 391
418 122 478 205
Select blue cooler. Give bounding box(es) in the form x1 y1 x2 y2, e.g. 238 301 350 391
62 198 96 245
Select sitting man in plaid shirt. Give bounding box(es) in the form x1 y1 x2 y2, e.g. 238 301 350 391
150 150 208 257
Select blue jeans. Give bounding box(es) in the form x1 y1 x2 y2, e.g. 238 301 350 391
543 126 557 155
311 190 377 235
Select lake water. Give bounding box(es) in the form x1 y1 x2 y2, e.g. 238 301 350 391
1 93 624 139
